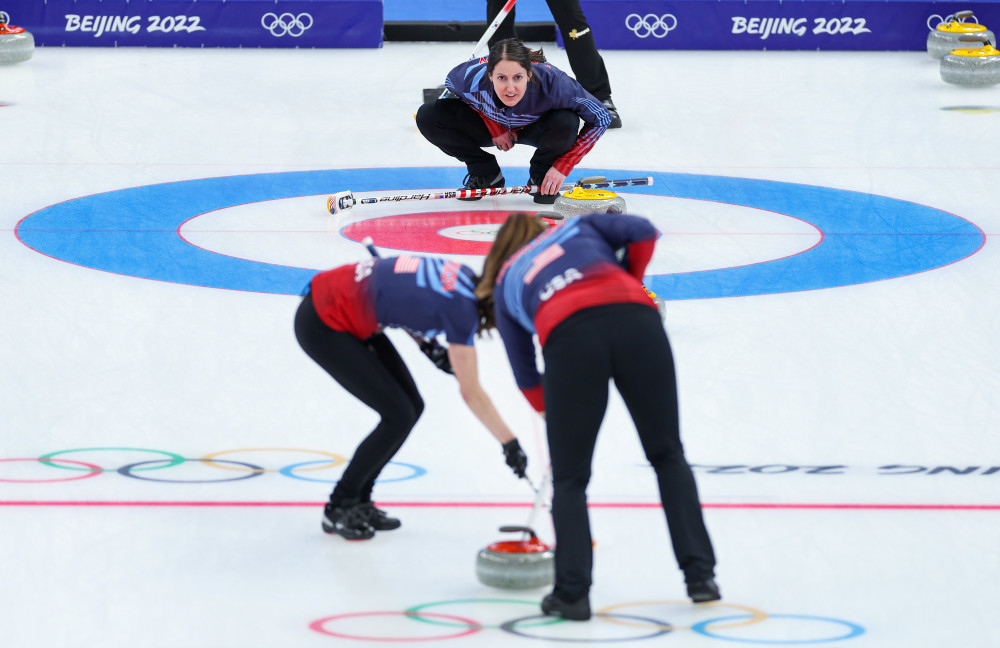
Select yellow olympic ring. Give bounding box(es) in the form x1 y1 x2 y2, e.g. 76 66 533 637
594 600 768 631
199 448 347 473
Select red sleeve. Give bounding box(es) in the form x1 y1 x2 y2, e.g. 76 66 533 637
552 122 605 176
472 107 509 139
625 239 655 279
520 384 545 413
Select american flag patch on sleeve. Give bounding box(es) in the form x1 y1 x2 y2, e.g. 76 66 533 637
394 255 421 273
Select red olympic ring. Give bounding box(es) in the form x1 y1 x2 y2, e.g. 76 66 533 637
309 611 483 641
0 458 103 483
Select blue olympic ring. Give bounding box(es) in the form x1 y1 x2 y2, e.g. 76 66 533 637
279 459 427 484
691 614 866 644
14 167 984 300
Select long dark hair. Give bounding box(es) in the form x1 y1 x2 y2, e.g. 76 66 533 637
475 212 547 331
486 38 547 80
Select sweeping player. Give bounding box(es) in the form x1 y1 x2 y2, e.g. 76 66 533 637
416 38 611 205
475 212 720 620
295 254 528 540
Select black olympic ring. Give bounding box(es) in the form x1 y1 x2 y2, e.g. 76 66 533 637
260 12 314 37
501 613 672 642
117 458 265 483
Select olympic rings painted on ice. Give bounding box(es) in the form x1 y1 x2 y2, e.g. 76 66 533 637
279 459 426 484
691 614 866 643
309 611 483 641
309 599 865 643
0 458 103 483
13 447 428 485
595 600 768 630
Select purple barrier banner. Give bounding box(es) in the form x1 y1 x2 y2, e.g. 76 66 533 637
1 0 382 48
564 0 1000 50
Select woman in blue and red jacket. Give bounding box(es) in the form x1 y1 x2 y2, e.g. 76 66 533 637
476 212 720 621
416 38 611 204
295 254 528 541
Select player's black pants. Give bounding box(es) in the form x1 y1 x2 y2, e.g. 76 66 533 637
294 291 424 506
542 303 716 602
415 98 578 183
488 0 612 101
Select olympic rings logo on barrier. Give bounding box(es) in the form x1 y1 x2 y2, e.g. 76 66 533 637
309 598 866 643
0 447 427 485
260 12 314 38
625 13 678 39
927 13 980 30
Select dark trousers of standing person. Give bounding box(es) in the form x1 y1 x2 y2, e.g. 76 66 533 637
415 98 579 183
541 303 717 602
294 292 424 506
488 0 612 102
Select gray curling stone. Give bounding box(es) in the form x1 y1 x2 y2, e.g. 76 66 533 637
475 526 554 589
553 185 626 217
941 35 1000 86
0 19 34 65
928 11 995 60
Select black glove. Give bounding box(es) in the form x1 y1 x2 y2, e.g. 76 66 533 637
502 439 528 478
418 338 453 374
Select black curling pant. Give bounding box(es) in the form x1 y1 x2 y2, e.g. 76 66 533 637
488 0 612 101
415 98 579 182
294 292 424 505
541 303 716 602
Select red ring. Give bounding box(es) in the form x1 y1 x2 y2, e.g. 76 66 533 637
309 611 483 642
0 458 103 483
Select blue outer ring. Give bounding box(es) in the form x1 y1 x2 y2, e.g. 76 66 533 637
14 167 984 300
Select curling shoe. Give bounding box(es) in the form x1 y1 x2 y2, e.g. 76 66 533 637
528 177 558 205
541 592 591 621
322 501 375 540
602 99 622 129
357 502 401 531
458 171 504 201
687 578 722 603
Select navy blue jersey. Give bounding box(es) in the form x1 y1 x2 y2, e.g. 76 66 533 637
372 255 480 346
494 214 659 407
